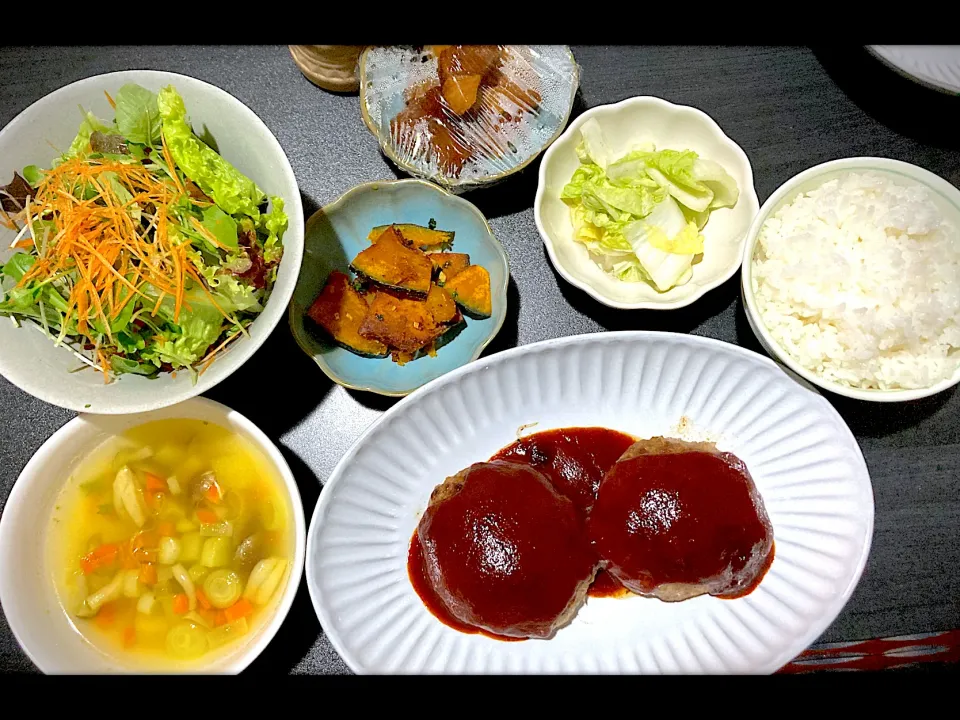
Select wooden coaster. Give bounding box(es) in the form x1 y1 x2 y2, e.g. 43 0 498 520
289 45 364 93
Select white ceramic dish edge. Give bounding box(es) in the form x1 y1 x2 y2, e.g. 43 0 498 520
741 156 960 403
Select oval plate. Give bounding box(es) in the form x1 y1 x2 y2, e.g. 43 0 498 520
307 332 874 674
289 179 509 397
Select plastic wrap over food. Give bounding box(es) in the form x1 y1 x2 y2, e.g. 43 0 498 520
360 45 579 191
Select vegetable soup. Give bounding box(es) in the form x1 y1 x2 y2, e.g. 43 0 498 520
47 418 294 668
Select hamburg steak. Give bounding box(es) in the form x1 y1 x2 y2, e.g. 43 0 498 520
416 461 599 639
587 437 773 602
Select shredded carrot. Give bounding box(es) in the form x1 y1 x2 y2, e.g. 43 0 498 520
95 602 116 629
122 625 136 648
196 508 218 525
145 473 167 493
223 598 253 624
172 593 189 615
12 154 237 379
156 520 176 537
138 562 157 586
104 91 116 110
196 589 212 610
81 543 119 575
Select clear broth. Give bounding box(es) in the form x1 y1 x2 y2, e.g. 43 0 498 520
47 418 294 670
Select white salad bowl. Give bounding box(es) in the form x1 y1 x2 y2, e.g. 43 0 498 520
741 157 960 402
534 96 759 310
0 397 307 674
0 70 304 414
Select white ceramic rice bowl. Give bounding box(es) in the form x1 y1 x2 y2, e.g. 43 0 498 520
741 157 960 402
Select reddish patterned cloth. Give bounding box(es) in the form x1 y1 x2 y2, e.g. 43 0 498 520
778 630 960 672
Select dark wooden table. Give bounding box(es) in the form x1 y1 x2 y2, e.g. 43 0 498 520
1 45 958 674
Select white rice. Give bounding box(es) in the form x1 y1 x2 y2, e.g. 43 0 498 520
752 171 960 390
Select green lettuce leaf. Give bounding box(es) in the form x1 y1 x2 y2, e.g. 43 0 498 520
114 84 161 145
200 205 239 249
213 275 263 313
1 252 35 282
157 85 266 218
142 282 225 367
110 356 159 377
259 196 288 248
22 165 44 186
65 108 114 160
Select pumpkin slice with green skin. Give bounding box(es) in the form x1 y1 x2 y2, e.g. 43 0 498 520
424 283 461 326
358 285 461 355
367 223 455 251
430 252 471 285
306 271 388 358
351 226 433 297
444 264 492 319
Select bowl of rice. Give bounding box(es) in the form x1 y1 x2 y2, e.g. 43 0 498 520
742 157 960 402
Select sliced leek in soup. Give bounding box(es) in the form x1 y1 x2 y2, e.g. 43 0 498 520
47 419 294 667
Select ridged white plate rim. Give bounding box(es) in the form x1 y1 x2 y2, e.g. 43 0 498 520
868 45 960 95
306 331 874 674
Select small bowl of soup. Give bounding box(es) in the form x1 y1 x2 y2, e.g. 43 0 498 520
0 398 305 673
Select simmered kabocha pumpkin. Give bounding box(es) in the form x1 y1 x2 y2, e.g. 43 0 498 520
351 226 433 297
367 223 455 252
429 253 471 285
444 265 492 319
308 219 492 363
306 272 389 358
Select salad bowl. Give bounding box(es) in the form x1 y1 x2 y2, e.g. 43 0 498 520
289 179 509 397
535 96 759 310
0 70 304 414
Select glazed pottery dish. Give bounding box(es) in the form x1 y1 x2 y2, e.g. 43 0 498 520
535 96 759 309
289 179 509 396
0 398 306 673
306 331 874 674
742 157 960 402
360 45 579 192
0 70 303 414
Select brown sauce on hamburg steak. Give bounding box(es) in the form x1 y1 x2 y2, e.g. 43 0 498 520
412 461 598 639
493 427 636 598
587 437 774 602
493 427 636 516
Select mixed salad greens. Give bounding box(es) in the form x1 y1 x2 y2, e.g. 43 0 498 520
560 118 739 292
0 84 288 382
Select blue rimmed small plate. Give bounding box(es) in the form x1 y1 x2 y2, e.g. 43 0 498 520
289 179 509 397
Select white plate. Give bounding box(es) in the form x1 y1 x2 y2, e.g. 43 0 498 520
868 45 960 95
306 332 874 674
